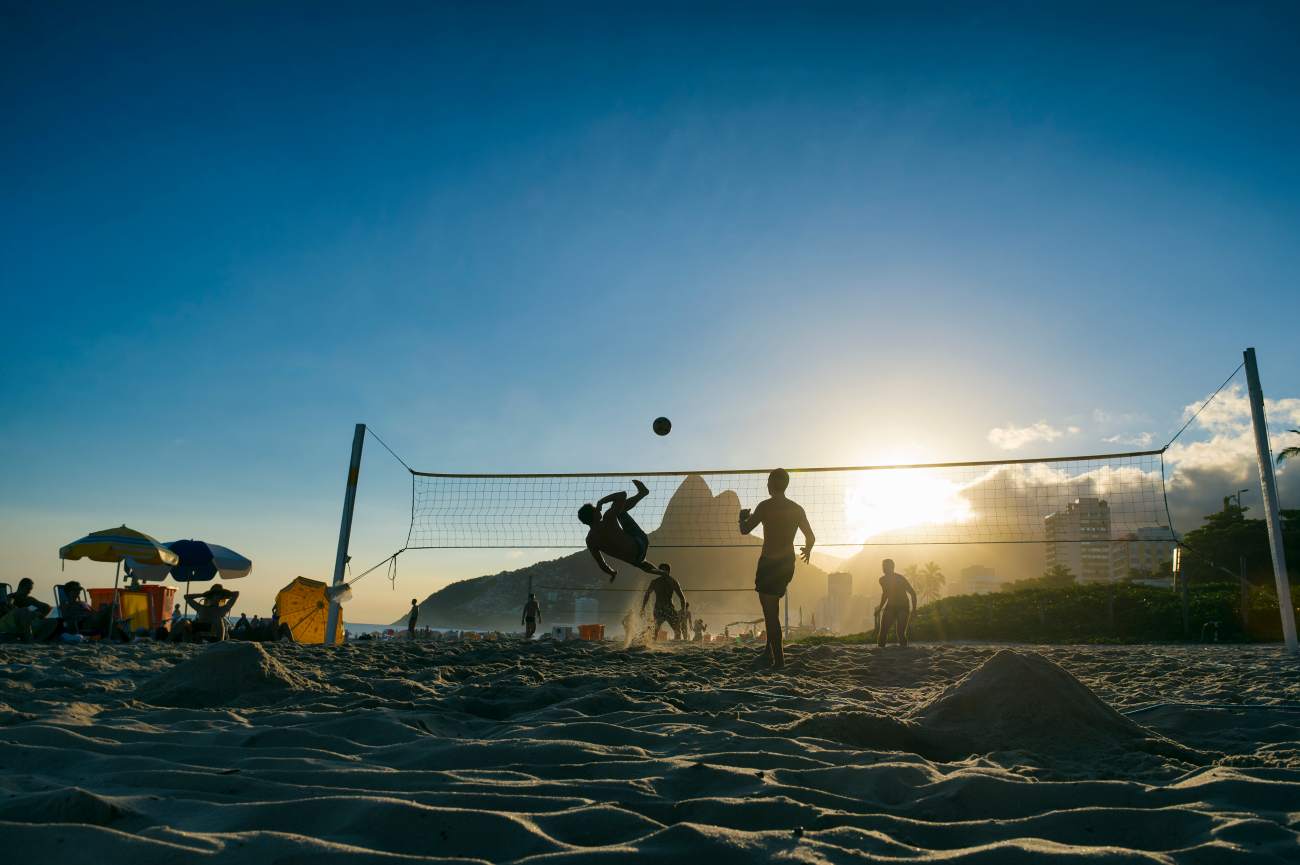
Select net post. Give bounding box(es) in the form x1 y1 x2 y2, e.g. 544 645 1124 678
1243 348 1298 653
325 423 366 646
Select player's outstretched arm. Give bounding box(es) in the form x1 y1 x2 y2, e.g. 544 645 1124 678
588 543 617 579
738 501 764 535
641 585 653 612
798 506 816 563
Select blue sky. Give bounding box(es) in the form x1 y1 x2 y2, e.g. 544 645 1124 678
3 3 1298 621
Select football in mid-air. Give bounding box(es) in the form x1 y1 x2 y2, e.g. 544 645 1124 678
652 416 672 436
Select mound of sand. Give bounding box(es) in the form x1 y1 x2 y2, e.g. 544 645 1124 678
915 649 1204 761
136 642 333 708
0 787 138 828
786 711 966 760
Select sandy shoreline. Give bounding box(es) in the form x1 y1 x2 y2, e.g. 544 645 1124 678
1 640 1297 863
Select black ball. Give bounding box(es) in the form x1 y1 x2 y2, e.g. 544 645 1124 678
652 416 672 436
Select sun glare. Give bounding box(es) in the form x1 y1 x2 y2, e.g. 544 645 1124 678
843 469 975 542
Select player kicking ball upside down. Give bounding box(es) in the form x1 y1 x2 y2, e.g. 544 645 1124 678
580 480 668 582
739 468 815 670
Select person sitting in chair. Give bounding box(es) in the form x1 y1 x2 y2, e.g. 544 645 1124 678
184 585 240 642
0 578 57 641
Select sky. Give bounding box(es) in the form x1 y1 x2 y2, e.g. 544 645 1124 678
3 2 1299 623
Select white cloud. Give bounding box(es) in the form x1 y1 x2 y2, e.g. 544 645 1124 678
1162 385 1300 522
1102 432 1155 447
987 421 1072 451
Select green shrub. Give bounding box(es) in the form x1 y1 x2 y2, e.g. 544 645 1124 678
809 582 1298 644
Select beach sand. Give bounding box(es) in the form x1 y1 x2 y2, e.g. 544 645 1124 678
1 639 1297 863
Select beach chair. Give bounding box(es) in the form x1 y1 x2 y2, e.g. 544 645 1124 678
0 583 15 642
55 583 128 640
54 583 91 633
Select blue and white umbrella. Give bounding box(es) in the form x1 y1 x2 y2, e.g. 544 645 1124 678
126 540 252 583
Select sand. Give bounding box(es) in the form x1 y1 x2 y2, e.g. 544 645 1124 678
1 640 1297 863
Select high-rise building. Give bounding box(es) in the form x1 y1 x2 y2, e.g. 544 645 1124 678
1044 497 1112 583
959 564 1000 594
826 571 853 632
1110 526 1176 580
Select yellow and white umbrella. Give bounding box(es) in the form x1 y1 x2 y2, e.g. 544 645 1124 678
60 526 180 566
59 526 179 634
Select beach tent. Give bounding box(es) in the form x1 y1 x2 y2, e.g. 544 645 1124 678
276 577 343 645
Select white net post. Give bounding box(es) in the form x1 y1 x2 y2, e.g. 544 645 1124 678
325 423 365 646
1243 347 1298 653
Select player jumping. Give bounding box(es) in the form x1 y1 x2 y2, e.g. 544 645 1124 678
579 480 667 582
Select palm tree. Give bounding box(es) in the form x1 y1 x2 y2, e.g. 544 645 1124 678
918 561 946 604
904 562 946 605
1279 429 1300 466
902 564 922 601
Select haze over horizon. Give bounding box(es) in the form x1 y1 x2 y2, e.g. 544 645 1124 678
4 3 1298 622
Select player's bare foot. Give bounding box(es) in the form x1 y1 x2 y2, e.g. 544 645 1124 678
632 479 648 495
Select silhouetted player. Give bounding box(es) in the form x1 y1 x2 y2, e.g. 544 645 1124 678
640 564 685 641
522 593 541 639
874 559 917 647
739 468 815 669
408 599 419 640
579 480 666 582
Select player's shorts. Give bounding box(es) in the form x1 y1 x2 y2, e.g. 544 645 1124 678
755 552 796 597
616 512 650 563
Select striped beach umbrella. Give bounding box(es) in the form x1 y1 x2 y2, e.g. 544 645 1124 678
60 526 179 567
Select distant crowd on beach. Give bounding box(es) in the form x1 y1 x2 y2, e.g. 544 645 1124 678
0 577 292 645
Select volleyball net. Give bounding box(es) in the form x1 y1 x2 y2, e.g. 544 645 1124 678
402 450 1174 550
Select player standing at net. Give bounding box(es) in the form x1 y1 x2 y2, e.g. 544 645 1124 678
739 468 815 669
640 563 686 642
874 559 917 648
579 480 667 582
521 593 541 639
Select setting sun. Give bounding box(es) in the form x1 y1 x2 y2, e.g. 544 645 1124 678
842 469 976 543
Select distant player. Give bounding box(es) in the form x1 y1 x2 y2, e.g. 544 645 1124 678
522 593 541 639
579 480 667 582
874 559 917 648
408 599 419 640
739 468 815 669
640 564 686 642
